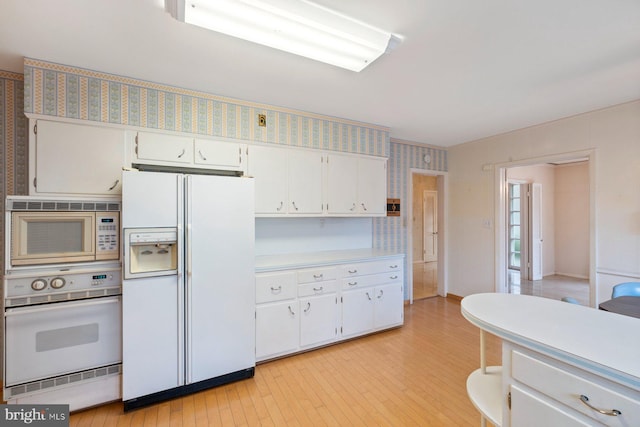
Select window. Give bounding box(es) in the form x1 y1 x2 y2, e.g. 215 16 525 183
508 183 521 270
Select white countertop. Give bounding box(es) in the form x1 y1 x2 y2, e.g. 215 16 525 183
461 293 640 390
256 249 404 272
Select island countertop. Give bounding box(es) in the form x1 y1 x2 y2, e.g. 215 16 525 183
461 293 640 391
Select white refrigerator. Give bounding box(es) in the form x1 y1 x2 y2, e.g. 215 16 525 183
121 170 255 410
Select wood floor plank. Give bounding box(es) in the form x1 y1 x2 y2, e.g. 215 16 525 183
69 297 500 425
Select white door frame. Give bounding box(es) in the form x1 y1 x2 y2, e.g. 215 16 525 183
493 149 597 306
407 168 448 304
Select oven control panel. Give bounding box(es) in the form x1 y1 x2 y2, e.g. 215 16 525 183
5 268 122 299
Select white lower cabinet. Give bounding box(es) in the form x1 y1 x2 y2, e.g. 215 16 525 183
504 343 640 426
300 294 337 348
255 301 299 360
256 255 404 362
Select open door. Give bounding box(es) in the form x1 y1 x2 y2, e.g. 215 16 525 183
423 190 438 262
530 183 543 280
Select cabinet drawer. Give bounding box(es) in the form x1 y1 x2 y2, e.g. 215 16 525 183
511 350 640 424
256 272 296 303
341 271 402 290
297 267 337 284
299 281 337 297
341 259 402 277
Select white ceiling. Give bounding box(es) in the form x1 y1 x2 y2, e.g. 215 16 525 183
1 0 639 147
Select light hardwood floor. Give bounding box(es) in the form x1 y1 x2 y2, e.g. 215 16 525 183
508 270 590 305
413 261 438 300
70 297 501 426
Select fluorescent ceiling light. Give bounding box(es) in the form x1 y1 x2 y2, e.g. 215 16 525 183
165 0 401 72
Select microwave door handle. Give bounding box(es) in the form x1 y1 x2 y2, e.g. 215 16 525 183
4 297 120 317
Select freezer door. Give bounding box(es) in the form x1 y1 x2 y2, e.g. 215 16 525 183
185 175 256 384
122 275 182 400
122 170 181 228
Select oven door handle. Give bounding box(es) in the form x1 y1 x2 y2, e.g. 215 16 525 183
4 297 120 317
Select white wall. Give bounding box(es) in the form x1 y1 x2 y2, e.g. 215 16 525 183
554 162 589 278
448 100 640 302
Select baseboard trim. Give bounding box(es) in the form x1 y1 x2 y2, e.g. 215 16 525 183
446 294 463 301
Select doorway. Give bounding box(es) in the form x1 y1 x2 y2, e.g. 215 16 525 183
497 154 594 305
411 172 445 301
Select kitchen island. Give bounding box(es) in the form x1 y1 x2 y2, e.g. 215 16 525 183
461 293 640 426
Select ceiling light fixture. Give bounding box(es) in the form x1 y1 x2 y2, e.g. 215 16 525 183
165 0 402 72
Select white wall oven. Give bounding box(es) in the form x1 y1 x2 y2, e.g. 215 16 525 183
6 196 120 267
3 265 122 410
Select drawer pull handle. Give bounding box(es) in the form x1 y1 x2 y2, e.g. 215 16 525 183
350 203 356 211
313 274 323 279
390 275 398 279
390 265 398 268
348 282 358 286
277 201 284 211
288 305 295 316
313 287 324 292
292 201 299 211
366 292 372 301
270 285 282 293
348 270 358 274
377 290 384 299
304 302 311 313
177 148 186 159
579 395 621 417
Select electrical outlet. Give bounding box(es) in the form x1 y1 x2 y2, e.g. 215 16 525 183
258 114 266 127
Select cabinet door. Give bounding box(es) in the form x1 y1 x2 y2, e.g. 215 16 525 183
136 132 193 165
358 157 387 215
300 294 337 347
326 153 358 214
256 301 299 360
194 139 244 171
341 288 374 338
34 120 125 196
288 150 323 214
510 385 593 427
373 282 403 329
247 145 288 214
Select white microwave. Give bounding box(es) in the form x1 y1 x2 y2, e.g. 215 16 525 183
7 197 120 267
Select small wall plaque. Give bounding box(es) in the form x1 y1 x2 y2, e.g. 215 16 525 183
387 198 400 216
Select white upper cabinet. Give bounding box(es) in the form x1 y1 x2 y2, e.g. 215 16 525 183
134 132 246 172
247 145 323 216
247 145 288 214
357 156 387 215
30 120 127 196
193 138 243 170
136 132 192 166
326 153 387 216
326 154 358 214
287 150 323 215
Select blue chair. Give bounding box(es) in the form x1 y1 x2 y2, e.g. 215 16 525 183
611 282 640 298
561 296 580 304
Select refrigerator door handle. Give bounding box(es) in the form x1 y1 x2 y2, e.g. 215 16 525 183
176 174 186 386
184 175 193 384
